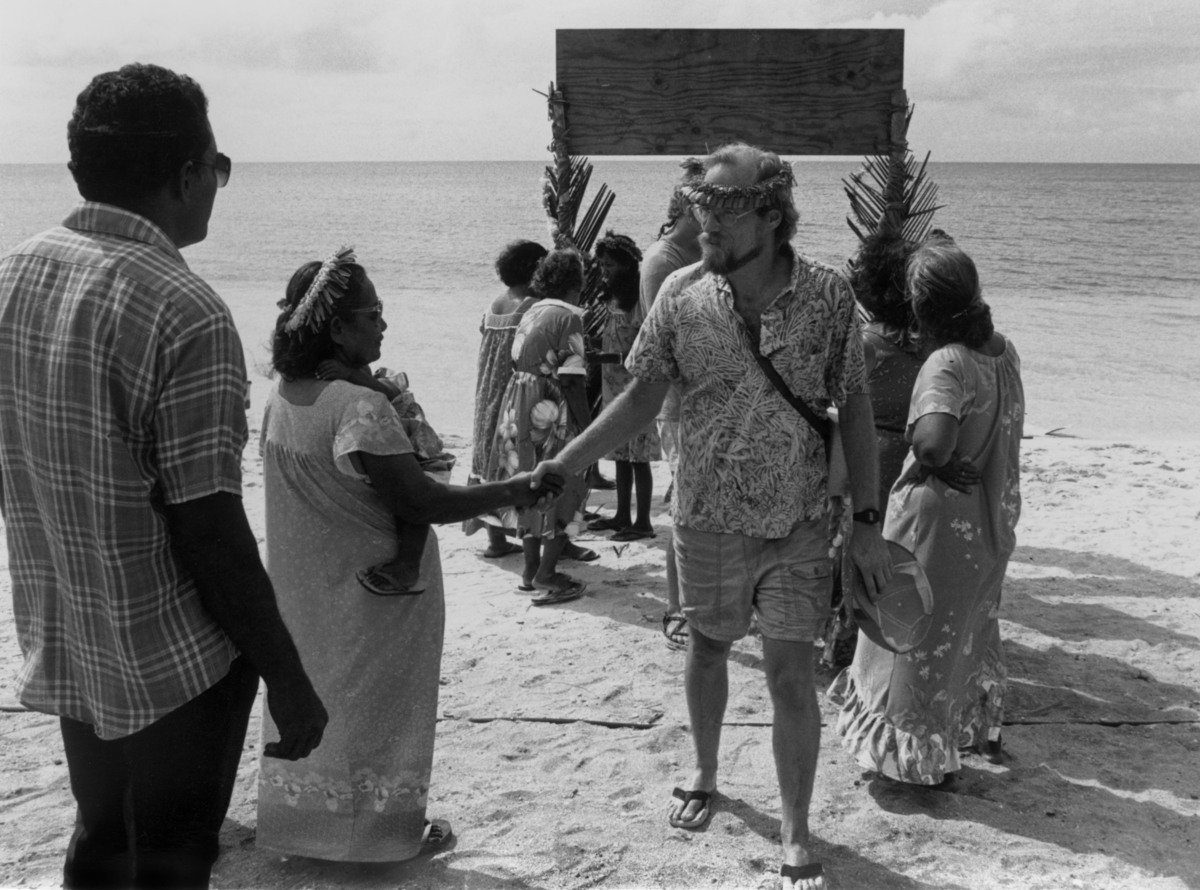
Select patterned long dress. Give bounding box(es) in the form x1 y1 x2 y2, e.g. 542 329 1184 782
462 299 531 535
256 382 443 861
493 298 589 537
600 300 661 463
831 337 1024 785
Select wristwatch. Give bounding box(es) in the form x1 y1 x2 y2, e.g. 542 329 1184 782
852 508 882 525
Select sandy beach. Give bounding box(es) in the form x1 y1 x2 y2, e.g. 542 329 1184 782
1 427 1198 890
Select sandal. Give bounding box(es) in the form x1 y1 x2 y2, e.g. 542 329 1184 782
562 542 600 562
780 862 826 889
611 527 655 542
586 516 628 532
357 565 425 596
662 613 688 650
482 540 522 559
420 817 453 849
531 577 587 606
667 787 713 829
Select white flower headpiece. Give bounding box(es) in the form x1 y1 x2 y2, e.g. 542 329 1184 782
281 245 357 334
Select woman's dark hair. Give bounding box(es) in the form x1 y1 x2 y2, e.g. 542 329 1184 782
906 235 994 349
530 248 584 301
850 231 918 331
495 239 548 287
272 261 372 379
67 63 212 204
594 232 642 312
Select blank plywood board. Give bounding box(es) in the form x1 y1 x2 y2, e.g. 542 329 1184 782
556 29 904 156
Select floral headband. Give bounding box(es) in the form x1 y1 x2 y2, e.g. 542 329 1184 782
594 230 642 264
280 245 357 334
680 161 796 214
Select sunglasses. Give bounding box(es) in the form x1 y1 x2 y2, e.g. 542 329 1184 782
193 152 232 188
690 204 758 227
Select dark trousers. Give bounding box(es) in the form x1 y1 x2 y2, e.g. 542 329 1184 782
60 656 259 889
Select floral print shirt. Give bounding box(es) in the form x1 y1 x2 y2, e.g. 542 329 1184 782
628 249 866 537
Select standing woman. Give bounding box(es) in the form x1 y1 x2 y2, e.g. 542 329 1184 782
494 248 593 604
588 231 660 540
462 239 547 558
256 247 561 860
831 235 1024 786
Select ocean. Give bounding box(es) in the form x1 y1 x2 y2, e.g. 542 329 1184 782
2 160 1198 444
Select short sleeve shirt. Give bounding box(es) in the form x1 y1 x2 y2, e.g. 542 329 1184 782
0 202 248 738
627 249 866 537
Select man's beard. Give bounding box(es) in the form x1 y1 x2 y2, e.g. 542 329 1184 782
700 237 763 275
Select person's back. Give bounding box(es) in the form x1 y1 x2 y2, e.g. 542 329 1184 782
0 208 246 730
0 62 325 889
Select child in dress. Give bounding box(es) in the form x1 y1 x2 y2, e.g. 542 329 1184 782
317 359 456 595
586 231 660 541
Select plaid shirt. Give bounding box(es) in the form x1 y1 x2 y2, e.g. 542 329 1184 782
628 249 866 538
0 203 247 739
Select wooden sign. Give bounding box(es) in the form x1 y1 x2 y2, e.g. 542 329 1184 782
555 29 904 156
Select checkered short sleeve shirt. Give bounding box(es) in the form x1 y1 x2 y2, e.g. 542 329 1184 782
0 203 247 739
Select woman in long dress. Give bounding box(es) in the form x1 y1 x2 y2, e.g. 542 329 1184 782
462 239 546 557
831 235 1024 786
256 247 561 861
493 248 593 604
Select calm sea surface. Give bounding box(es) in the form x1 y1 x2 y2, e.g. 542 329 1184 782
2 160 1198 443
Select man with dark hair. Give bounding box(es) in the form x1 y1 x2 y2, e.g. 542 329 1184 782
0 63 327 888
534 142 891 890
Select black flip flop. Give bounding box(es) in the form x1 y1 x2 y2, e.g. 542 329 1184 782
357 566 425 596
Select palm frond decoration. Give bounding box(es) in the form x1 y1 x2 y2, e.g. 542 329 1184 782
540 81 617 410
842 106 943 246
843 104 946 327
541 82 614 255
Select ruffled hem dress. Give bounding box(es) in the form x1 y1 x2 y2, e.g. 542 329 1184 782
830 337 1024 785
256 381 444 861
463 300 531 536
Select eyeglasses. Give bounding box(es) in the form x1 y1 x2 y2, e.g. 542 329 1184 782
193 152 232 188
690 204 758 227
346 301 384 321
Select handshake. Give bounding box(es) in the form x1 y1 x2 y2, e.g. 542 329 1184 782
512 459 570 509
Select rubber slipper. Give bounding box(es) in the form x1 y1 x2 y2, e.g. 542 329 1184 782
357 566 425 596
780 862 825 888
667 787 713 829
586 516 628 532
516 583 536 593
482 540 522 558
611 527 656 542
420 817 452 849
531 579 586 606
562 543 600 562
662 613 688 650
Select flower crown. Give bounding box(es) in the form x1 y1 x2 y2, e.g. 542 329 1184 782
594 230 642 264
280 245 357 334
681 161 796 214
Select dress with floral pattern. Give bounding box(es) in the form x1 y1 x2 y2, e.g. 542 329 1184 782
256 381 444 861
600 300 661 463
628 250 866 537
830 337 1024 785
493 299 589 538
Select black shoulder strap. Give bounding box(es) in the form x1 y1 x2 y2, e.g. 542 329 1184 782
746 327 832 444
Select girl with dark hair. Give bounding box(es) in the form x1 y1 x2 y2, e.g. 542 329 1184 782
492 248 594 604
256 247 561 860
588 231 661 540
832 236 1024 786
462 239 550 558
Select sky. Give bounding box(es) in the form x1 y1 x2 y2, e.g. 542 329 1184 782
0 0 1197 164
